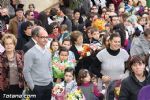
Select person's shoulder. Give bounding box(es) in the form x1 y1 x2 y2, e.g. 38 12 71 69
120 48 128 53
15 50 24 55
122 75 132 84
25 45 36 55
9 16 17 22
97 48 107 55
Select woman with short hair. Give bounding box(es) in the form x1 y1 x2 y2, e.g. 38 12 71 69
0 33 24 100
119 55 150 100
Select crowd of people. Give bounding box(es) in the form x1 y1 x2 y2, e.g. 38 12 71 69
0 0 150 100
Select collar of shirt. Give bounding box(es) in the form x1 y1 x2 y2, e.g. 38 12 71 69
35 44 47 54
32 38 37 44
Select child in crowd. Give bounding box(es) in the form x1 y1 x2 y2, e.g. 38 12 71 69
90 28 102 51
61 38 76 62
60 67 77 93
77 69 104 100
52 68 80 100
58 24 70 45
54 38 76 65
50 39 60 57
52 47 76 83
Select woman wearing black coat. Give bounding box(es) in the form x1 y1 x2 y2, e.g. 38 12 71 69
119 55 150 100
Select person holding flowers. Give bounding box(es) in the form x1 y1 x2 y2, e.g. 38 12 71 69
70 31 91 61
52 47 76 83
77 69 104 100
52 67 85 100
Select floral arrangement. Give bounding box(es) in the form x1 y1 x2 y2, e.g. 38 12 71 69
92 18 106 31
66 89 85 100
114 80 121 100
79 44 91 58
52 84 65 100
52 57 76 78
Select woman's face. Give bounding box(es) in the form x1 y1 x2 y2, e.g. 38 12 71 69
109 37 121 50
59 51 68 61
139 18 146 25
24 26 33 36
74 12 80 20
51 42 59 51
4 38 15 52
29 6 34 11
64 72 74 83
131 62 145 76
75 35 83 45
53 26 59 34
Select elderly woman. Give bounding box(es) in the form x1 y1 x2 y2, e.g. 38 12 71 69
0 34 24 99
119 55 150 100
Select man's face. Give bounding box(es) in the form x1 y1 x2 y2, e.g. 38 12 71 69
16 10 24 18
37 28 49 48
112 16 120 25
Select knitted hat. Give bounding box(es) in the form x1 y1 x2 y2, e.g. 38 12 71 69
15 4 24 12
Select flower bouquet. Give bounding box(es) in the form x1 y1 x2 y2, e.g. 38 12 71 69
52 84 65 100
92 18 106 31
66 89 85 100
79 44 91 58
114 80 121 100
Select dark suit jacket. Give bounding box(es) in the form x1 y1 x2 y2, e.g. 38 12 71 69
23 39 35 53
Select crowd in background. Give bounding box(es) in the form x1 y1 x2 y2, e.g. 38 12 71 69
0 0 150 100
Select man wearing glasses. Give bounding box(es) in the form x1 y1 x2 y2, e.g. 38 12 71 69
23 26 53 100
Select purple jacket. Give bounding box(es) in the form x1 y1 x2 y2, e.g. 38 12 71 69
138 85 150 100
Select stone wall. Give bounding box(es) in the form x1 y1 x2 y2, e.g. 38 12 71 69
23 0 59 12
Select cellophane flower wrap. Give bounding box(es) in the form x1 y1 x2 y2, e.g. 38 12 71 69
52 84 65 100
52 56 75 78
92 18 106 31
79 44 91 58
66 89 85 100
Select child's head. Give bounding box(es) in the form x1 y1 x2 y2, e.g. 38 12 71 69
50 39 60 52
91 74 98 85
60 24 68 33
64 67 75 83
91 28 100 40
62 38 72 50
77 69 91 85
59 47 69 61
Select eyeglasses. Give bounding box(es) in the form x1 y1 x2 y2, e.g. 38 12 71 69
30 14 34 16
38 36 49 39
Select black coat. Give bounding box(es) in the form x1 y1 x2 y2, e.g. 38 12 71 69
23 39 35 53
119 72 150 100
16 34 31 50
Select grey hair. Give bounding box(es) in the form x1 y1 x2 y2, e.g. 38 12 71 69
31 26 44 37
